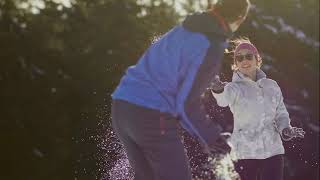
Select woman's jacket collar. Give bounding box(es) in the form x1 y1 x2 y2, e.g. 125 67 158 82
232 69 267 83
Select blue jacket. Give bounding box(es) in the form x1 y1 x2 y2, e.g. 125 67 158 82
112 12 232 145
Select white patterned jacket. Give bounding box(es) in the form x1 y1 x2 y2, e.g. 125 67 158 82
212 69 292 159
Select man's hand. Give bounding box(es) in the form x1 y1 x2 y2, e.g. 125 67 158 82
205 132 232 155
210 75 228 93
282 127 305 141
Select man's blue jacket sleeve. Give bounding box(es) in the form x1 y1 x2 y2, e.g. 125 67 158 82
177 40 227 146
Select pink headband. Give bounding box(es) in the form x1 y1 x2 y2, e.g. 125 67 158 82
234 42 259 57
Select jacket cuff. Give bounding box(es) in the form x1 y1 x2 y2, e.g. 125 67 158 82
211 88 224 94
280 126 293 141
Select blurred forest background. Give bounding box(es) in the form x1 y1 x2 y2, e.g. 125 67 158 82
0 0 318 180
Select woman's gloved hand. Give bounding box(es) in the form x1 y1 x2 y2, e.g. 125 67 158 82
282 127 305 141
210 75 228 94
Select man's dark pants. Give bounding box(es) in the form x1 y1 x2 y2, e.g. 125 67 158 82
111 99 192 180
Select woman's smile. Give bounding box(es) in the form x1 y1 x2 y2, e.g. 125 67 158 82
241 64 251 68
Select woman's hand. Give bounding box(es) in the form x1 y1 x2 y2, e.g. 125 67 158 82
210 75 228 93
282 127 305 141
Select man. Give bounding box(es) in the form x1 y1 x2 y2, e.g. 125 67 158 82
111 0 251 179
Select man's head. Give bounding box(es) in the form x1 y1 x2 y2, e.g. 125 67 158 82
209 0 251 32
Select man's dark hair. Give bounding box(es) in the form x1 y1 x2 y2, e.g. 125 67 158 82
213 0 250 23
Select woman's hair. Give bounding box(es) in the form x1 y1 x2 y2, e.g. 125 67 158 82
212 0 251 23
229 37 262 71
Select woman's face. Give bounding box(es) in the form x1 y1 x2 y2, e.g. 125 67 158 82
235 49 259 76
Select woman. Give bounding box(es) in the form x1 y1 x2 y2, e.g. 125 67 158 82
211 37 305 180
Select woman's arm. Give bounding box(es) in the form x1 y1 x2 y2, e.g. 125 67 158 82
273 84 305 141
273 85 293 140
210 79 239 107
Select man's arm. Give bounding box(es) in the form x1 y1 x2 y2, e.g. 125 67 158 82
177 42 231 154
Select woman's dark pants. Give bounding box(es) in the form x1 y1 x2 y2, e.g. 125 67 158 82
234 154 284 180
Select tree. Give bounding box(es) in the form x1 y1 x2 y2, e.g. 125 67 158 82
0 0 179 179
